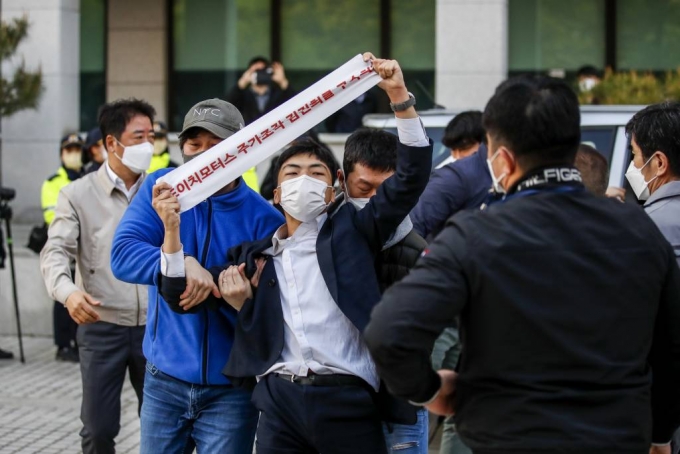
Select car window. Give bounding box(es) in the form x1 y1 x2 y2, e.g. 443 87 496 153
581 127 617 163
384 126 449 169
382 124 621 172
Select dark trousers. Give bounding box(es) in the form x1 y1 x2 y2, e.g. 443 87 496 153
53 300 77 349
77 321 145 454
252 374 387 454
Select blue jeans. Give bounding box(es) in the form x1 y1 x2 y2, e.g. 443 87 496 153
382 408 429 453
140 362 258 454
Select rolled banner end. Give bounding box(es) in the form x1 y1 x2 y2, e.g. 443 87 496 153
161 54 381 213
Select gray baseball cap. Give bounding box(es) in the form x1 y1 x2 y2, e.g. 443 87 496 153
179 98 245 140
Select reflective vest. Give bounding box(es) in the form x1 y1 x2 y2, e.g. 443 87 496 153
242 167 260 193
41 167 75 225
148 152 172 174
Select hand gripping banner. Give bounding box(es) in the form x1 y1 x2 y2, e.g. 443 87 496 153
157 54 381 212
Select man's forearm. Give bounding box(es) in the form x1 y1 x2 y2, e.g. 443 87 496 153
162 227 181 254
41 246 79 304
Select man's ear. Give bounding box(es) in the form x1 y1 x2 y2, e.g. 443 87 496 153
337 169 346 192
273 187 281 205
654 151 670 177
105 134 116 154
499 146 516 175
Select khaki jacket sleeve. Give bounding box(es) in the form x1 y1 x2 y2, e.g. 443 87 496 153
40 189 80 304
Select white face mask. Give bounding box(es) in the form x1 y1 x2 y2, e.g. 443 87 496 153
347 195 370 210
278 175 331 222
579 77 598 92
113 139 154 174
341 172 371 210
486 149 507 194
62 152 83 171
625 157 657 201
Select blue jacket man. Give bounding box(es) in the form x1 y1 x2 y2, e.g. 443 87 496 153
111 99 283 453
160 54 432 454
410 143 490 241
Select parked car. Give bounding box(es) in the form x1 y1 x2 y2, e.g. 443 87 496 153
363 105 643 192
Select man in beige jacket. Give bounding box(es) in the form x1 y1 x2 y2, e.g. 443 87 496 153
40 99 155 454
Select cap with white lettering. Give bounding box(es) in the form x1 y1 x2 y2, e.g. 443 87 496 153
179 98 245 140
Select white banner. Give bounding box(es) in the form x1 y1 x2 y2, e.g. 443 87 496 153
157 54 381 212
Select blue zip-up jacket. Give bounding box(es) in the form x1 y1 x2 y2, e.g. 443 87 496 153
111 168 284 385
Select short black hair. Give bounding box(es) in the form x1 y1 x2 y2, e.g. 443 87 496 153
178 126 207 151
483 76 581 169
98 98 155 142
442 111 485 150
343 128 398 177
577 65 601 79
275 137 339 185
626 101 680 177
575 144 608 196
248 56 270 67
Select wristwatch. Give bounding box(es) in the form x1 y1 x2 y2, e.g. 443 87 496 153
389 92 416 112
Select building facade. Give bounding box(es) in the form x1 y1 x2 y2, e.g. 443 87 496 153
2 0 680 221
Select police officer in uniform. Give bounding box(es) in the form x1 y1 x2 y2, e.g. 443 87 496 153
41 133 83 362
83 128 106 175
148 121 180 174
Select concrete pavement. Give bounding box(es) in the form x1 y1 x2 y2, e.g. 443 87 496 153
0 335 444 453
0 336 140 454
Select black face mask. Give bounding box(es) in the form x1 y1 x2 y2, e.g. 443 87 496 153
181 150 204 164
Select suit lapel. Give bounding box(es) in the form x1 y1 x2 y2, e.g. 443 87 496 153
316 218 340 306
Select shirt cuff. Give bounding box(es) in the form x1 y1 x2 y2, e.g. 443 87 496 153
395 117 429 147
160 246 185 278
652 442 671 446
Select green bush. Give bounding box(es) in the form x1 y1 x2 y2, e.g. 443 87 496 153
578 68 680 105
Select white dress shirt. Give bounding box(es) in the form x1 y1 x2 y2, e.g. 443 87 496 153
262 217 380 390
105 162 144 202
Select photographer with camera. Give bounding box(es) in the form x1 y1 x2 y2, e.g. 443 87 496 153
227 56 296 125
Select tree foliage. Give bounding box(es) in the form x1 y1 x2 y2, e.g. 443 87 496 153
0 16 43 117
579 68 680 105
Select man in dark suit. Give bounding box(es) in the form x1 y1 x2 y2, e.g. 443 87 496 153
160 53 432 454
364 76 680 454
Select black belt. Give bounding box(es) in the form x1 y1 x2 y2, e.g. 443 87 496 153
274 372 367 387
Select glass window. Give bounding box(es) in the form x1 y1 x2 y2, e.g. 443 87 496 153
617 0 680 70
509 0 605 72
392 0 436 110
171 0 270 130
280 0 380 94
581 127 616 163
80 0 106 131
